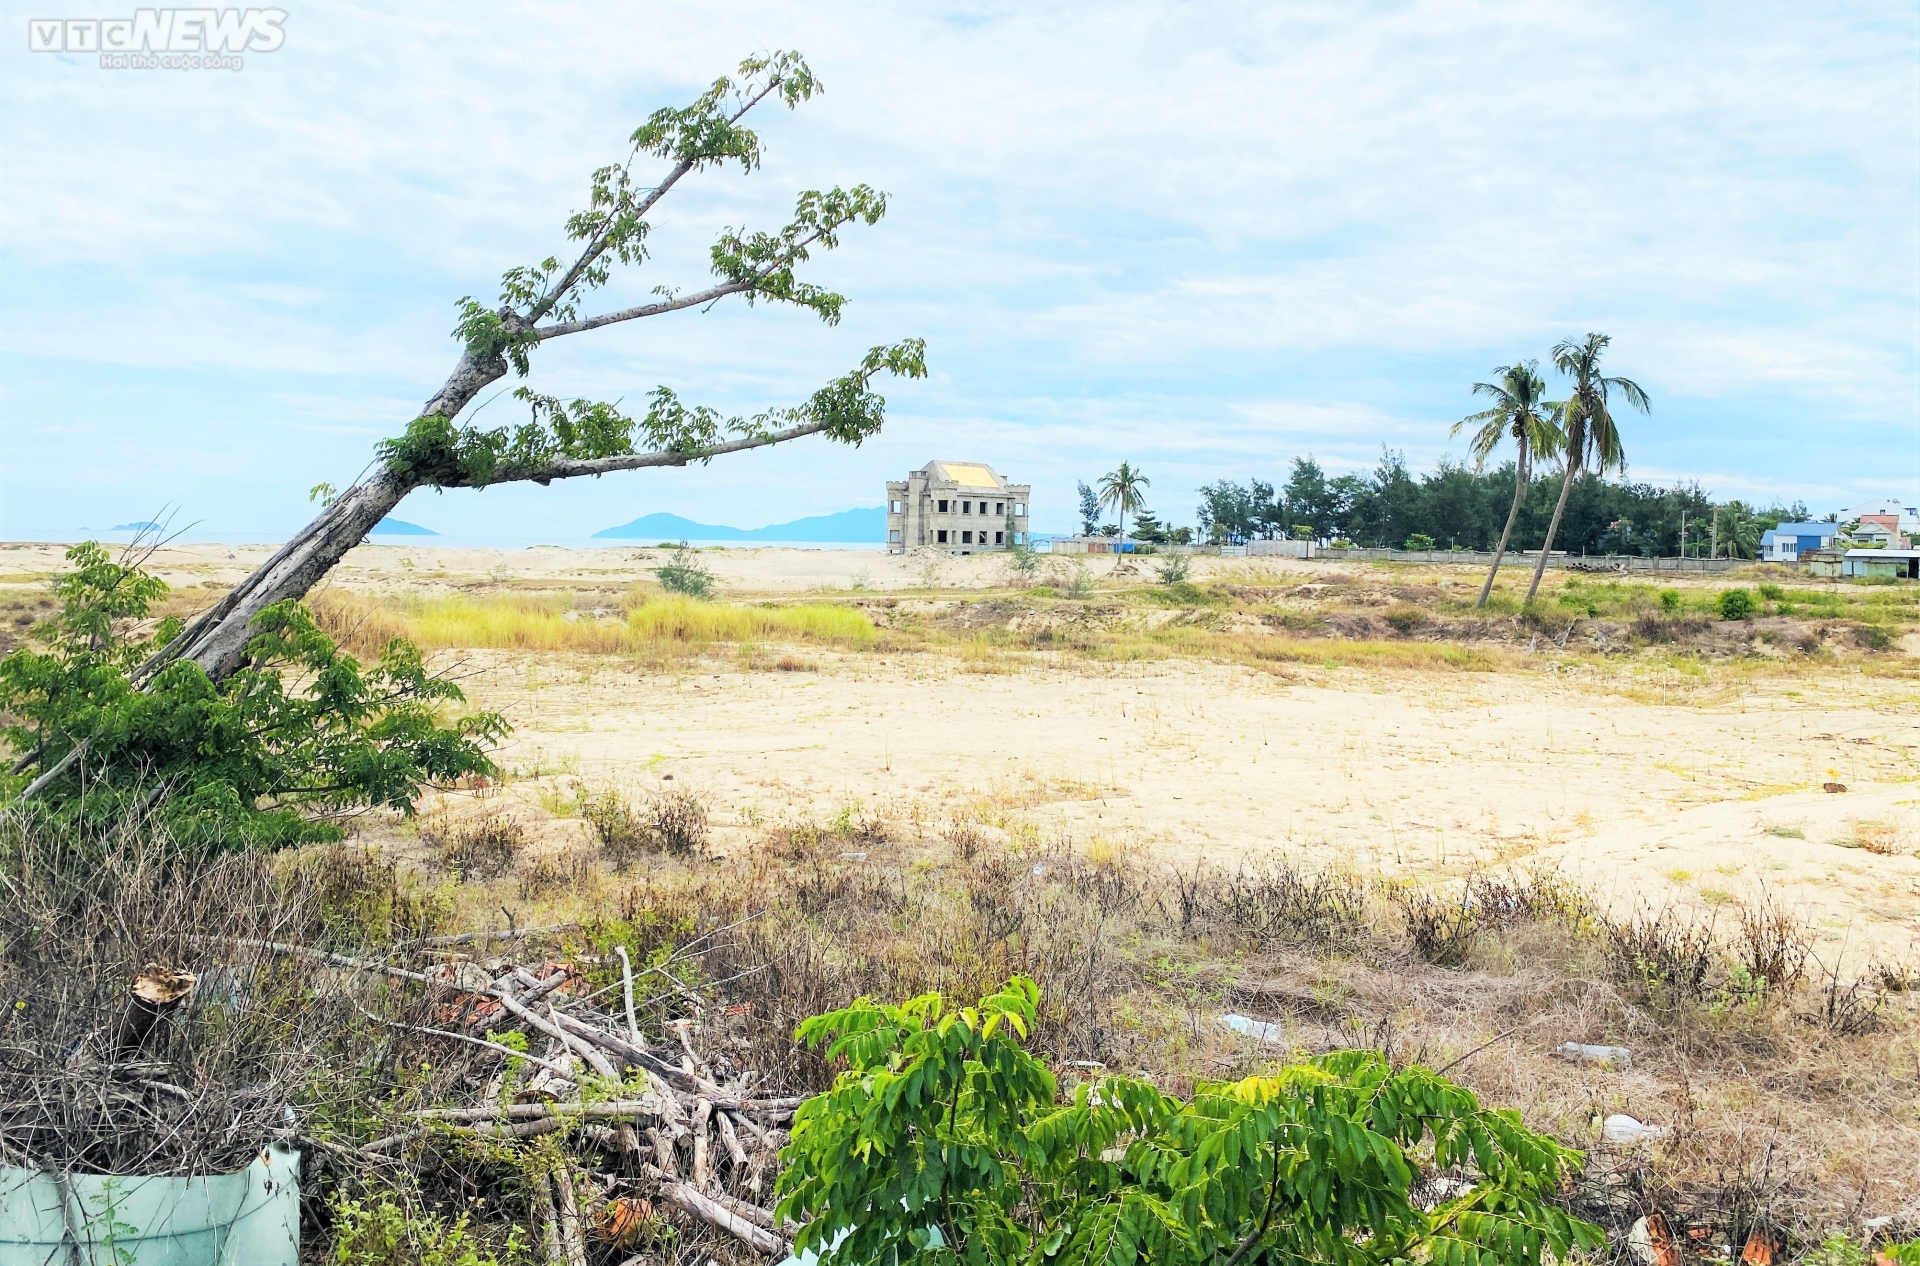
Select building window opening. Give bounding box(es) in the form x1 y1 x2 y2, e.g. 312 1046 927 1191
937 529 948 543
995 501 1004 515
937 499 949 512
890 500 902 513
961 530 973 544
888 529 902 543
962 500 972 514
1014 503 1026 517
995 531 1004 544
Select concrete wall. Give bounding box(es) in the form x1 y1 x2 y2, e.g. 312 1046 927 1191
1314 548 1744 573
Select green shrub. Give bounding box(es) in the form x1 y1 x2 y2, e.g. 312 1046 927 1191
0 543 503 848
1659 589 1682 613
1718 588 1756 620
580 783 708 867
1758 582 1784 601
1384 604 1425 635
329 1192 523 1266
1155 553 1192 584
654 542 716 599
777 977 1602 1266
1404 533 1436 550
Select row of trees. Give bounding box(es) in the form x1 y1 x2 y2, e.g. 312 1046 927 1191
1198 455 1796 561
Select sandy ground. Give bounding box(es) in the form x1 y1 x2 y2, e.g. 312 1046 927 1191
435 647 1920 959
8 540 1917 957
0 538 1305 595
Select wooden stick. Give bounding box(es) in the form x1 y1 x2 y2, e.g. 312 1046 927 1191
413 923 576 948
414 1097 672 1122
658 1180 788 1257
535 1172 567 1266
645 1126 678 1179
715 1108 750 1168
553 1167 589 1266
614 946 645 1049
544 1010 721 1096
690 1098 712 1191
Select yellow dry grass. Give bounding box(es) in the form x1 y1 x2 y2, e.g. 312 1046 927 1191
312 591 875 657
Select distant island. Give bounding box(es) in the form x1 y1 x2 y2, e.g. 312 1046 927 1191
370 518 437 536
112 521 164 532
594 507 885 543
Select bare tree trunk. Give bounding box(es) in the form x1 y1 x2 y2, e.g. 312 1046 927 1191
164 347 508 684
1526 456 1580 603
1475 447 1529 609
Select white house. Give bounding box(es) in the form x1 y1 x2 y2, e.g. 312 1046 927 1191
1759 521 1841 563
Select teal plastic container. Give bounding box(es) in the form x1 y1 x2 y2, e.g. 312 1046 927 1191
0 1143 299 1265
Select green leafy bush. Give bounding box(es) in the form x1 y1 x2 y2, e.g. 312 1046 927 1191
1156 553 1192 584
0 544 504 848
1659 589 1682 613
1717 588 1756 620
1404 533 1436 551
654 542 716 599
329 1192 523 1266
777 977 1602 1266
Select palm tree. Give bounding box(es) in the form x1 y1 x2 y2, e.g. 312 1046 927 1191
1097 461 1150 543
1452 361 1563 608
1525 333 1650 602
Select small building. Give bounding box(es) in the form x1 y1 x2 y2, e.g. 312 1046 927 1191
885 461 1032 554
1759 521 1841 563
1802 548 1845 578
1846 521 1898 549
1842 549 1920 580
1840 500 1919 544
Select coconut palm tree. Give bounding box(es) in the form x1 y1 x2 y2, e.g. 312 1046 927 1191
1526 333 1650 602
1452 360 1563 608
1097 461 1150 543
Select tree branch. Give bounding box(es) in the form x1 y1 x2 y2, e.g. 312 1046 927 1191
527 73 791 326
534 280 752 341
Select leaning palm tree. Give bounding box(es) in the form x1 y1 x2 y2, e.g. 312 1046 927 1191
1097 461 1150 542
1452 360 1563 608
1526 333 1650 602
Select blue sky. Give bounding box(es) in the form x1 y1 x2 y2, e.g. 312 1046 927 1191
4 1 1917 539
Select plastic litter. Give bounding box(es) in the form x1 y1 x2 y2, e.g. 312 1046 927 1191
1602 1114 1669 1146
1219 1013 1284 1043
1554 1041 1632 1069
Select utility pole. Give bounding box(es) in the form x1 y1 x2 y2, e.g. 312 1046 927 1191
1711 508 1719 560
1679 510 1687 559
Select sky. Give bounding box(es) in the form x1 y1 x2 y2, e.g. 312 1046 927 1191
3 1 1917 539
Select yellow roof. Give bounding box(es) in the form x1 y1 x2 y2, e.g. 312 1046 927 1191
935 461 1002 489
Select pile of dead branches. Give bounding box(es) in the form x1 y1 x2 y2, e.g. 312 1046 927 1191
263 923 807 1264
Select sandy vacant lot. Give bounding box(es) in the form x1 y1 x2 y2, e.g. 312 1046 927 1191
6 539 1917 956
449 648 1920 955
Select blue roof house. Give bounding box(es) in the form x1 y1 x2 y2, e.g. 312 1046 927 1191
1760 522 1840 563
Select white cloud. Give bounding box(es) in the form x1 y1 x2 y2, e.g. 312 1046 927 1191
2 0 1915 535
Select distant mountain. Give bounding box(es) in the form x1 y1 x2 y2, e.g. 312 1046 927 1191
370 518 437 536
594 507 886 543
112 521 164 531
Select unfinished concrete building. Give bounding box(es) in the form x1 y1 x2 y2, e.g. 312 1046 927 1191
886 461 1031 554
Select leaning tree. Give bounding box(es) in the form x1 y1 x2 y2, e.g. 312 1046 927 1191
1451 361 1562 609
173 51 918 685
1525 333 1648 601
10 50 926 805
